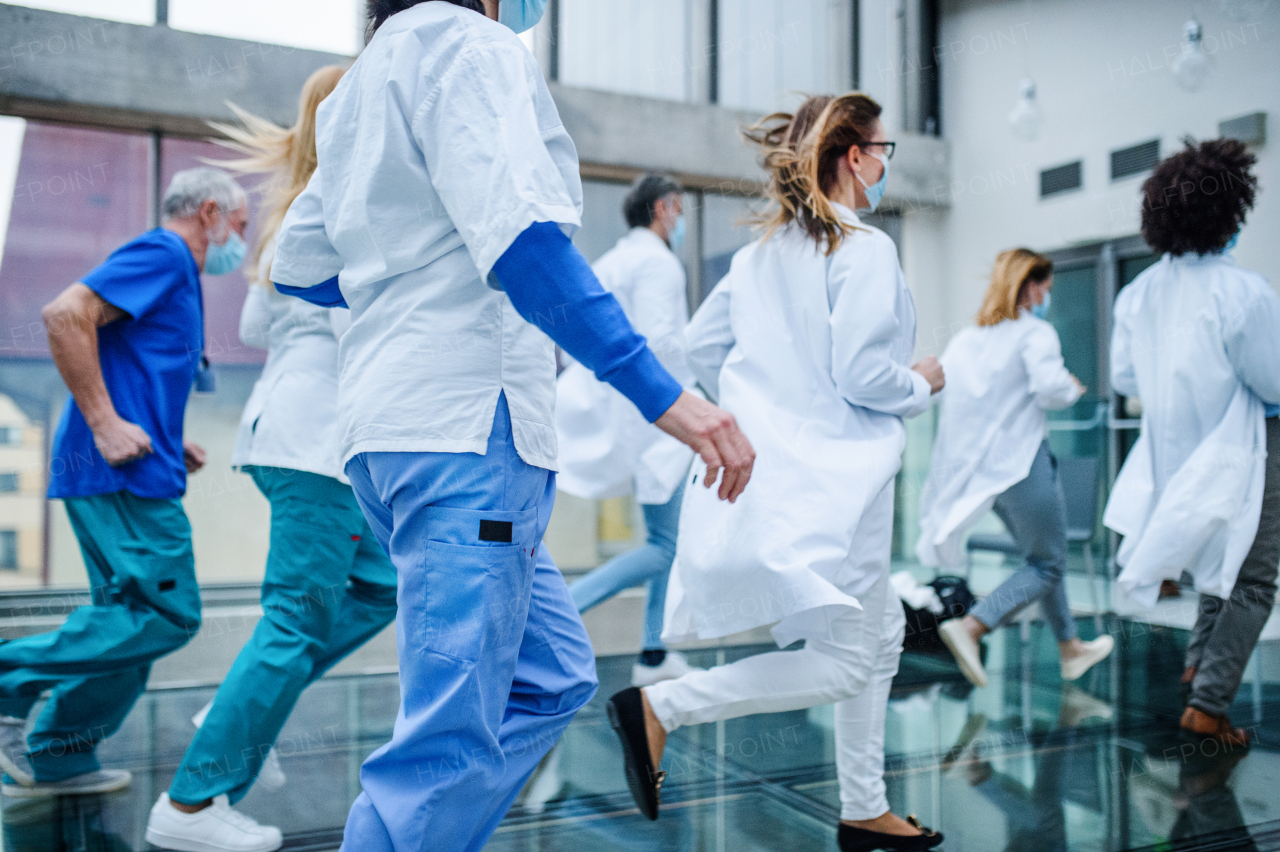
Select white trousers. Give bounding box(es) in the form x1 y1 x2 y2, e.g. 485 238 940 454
646 485 905 821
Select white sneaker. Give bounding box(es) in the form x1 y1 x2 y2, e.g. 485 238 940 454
631 650 703 686
1061 635 1115 682
193 699 286 790
145 794 282 852
939 619 988 688
0 715 33 787
2 768 130 798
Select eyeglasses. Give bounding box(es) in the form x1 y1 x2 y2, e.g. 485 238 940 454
860 141 897 161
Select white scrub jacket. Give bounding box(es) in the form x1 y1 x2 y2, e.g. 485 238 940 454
915 313 1082 569
664 208 932 647
1104 252 1280 606
555 227 696 505
232 236 350 481
271 3 583 472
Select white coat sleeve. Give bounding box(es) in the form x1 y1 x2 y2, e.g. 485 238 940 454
1022 324 1084 411
1224 280 1280 406
238 285 274 350
829 237 932 417
629 254 692 386
271 172 343 290
412 41 581 280
1110 285 1139 398
684 276 734 403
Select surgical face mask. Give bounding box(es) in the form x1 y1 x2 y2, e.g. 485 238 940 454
204 217 247 276
855 151 890 213
668 215 686 252
1224 231 1240 252
1031 290 1052 320
499 0 547 33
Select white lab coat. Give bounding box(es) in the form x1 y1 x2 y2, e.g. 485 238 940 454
1104 253 1280 606
555 227 695 505
915 313 1082 569
232 237 351 481
271 3 582 471
663 208 932 647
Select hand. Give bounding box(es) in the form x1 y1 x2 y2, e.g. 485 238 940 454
912 356 945 394
92 417 153 467
655 391 755 503
183 441 207 474
1070 374 1088 396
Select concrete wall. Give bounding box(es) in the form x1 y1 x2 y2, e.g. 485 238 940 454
933 0 1279 331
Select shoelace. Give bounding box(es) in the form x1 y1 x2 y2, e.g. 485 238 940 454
210 802 266 833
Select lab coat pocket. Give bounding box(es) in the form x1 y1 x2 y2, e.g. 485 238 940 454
404 540 534 663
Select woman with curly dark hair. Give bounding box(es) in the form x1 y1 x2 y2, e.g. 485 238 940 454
1105 138 1280 746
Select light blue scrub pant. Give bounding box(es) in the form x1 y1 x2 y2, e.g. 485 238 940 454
169 466 397 806
341 394 598 852
569 480 684 651
0 492 201 782
970 440 1078 643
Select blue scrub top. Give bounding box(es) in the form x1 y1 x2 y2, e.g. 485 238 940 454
48 229 204 500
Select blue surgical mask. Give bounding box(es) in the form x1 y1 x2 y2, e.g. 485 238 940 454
499 0 547 33
1031 291 1052 320
204 225 247 276
669 216 686 252
855 151 890 213
1223 231 1240 253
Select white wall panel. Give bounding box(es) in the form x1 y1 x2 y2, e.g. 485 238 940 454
559 0 694 101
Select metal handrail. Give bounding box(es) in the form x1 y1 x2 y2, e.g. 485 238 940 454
1046 402 1108 432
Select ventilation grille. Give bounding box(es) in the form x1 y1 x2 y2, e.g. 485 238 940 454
1040 161 1083 198
1111 140 1160 180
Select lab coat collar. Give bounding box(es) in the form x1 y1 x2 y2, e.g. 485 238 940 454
830 201 863 227
1168 251 1237 268
629 226 672 252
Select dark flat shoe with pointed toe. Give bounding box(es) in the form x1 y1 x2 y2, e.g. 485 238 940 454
837 816 943 851
605 686 665 821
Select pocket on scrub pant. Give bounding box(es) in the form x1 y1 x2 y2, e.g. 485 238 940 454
403 507 538 663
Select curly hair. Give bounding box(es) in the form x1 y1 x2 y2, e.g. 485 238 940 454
1140 138 1257 256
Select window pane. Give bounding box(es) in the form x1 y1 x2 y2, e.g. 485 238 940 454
698 193 758 304
5 0 154 25
168 0 362 55
559 0 694 101
0 120 151 589
717 0 854 113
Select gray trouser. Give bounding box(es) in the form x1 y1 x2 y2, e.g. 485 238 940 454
1185 416 1280 716
970 440 1078 643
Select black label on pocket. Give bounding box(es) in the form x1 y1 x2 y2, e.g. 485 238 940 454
158 579 176 592
479 520 513 543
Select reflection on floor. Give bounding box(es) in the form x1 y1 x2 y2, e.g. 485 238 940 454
4 616 1278 851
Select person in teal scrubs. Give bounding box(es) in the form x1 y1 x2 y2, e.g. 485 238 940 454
0 167 250 798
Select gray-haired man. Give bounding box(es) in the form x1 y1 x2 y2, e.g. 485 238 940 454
0 168 248 797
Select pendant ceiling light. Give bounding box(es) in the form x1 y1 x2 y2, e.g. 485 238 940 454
1171 20 1212 91
1008 78 1041 142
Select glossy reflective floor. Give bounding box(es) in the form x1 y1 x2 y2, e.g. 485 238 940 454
3 616 1278 851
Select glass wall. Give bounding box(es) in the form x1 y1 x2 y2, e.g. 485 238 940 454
168 0 363 55
0 118 276 589
5 0 154 25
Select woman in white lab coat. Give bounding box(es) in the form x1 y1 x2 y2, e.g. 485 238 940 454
146 66 398 852
605 94 945 851
1105 139 1280 745
916 248 1113 689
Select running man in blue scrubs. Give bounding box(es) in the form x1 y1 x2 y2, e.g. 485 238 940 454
271 3 754 850
0 167 249 798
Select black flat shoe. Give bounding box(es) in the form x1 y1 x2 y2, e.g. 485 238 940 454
605 686 665 821
837 816 943 851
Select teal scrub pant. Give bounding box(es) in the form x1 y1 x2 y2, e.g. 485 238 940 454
0 492 200 782
169 466 397 806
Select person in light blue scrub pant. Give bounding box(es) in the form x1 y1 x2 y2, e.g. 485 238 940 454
271 3 753 849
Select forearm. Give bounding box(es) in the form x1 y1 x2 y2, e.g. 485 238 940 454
494 222 683 422
45 310 117 428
